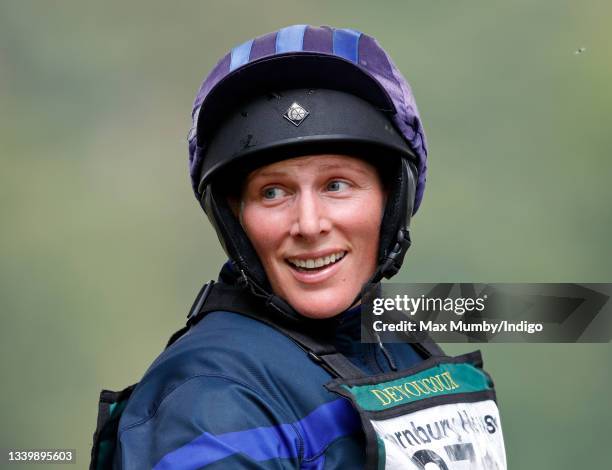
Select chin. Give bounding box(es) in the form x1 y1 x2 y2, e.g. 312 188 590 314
288 291 357 319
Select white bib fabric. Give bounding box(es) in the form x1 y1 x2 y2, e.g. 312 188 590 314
372 399 506 469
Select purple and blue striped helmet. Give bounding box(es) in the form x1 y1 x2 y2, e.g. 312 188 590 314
189 25 430 291
188 24 428 214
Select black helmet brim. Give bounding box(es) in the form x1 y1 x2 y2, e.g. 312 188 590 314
197 88 415 194
195 52 397 150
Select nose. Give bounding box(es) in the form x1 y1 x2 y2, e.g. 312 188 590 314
289 190 331 240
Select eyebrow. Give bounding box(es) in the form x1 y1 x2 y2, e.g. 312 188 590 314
252 162 370 180
316 163 370 175
249 170 289 179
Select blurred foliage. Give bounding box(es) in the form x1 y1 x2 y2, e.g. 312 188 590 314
1 0 610 468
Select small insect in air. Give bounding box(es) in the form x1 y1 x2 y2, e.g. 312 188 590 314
574 47 586 55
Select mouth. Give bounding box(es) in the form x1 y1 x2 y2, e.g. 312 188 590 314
286 250 347 273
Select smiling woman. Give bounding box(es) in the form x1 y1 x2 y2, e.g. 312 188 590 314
239 154 385 318
91 24 506 470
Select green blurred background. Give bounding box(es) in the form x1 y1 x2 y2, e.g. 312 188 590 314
1 0 610 468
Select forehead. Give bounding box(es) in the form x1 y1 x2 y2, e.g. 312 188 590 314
246 154 378 180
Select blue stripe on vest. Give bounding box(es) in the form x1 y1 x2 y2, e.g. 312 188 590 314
295 398 360 458
332 29 362 63
230 39 254 71
275 24 307 53
152 398 359 469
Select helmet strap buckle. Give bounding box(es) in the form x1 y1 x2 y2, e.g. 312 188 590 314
380 228 412 278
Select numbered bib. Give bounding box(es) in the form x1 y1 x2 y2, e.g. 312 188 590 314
326 351 506 469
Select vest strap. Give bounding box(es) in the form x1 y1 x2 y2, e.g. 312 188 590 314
167 280 442 379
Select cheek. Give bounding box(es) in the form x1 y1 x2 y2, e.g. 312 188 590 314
241 206 284 261
339 195 384 244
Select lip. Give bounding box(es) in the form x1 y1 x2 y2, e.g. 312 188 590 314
284 248 347 261
285 251 347 285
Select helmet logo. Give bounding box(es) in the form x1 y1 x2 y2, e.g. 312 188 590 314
283 102 309 126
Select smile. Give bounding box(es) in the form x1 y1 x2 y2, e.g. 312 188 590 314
286 251 347 271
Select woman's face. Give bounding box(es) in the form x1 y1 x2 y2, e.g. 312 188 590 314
239 154 385 319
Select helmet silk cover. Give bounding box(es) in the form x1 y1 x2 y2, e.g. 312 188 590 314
188 25 428 214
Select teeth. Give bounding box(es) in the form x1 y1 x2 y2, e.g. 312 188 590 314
288 251 346 270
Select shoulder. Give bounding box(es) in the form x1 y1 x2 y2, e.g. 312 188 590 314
156 310 316 384
115 311 312 467
114 310 365 468
115 371 304 469
119 311 327 428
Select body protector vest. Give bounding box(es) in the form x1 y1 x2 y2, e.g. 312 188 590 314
90 277 507 470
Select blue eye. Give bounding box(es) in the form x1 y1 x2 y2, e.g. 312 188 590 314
263 187 284 199
327 180 348 192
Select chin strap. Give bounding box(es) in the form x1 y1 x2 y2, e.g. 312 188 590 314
233 262 307 324
378 227 412 279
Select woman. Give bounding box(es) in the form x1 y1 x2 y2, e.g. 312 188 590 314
91 25 506 469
